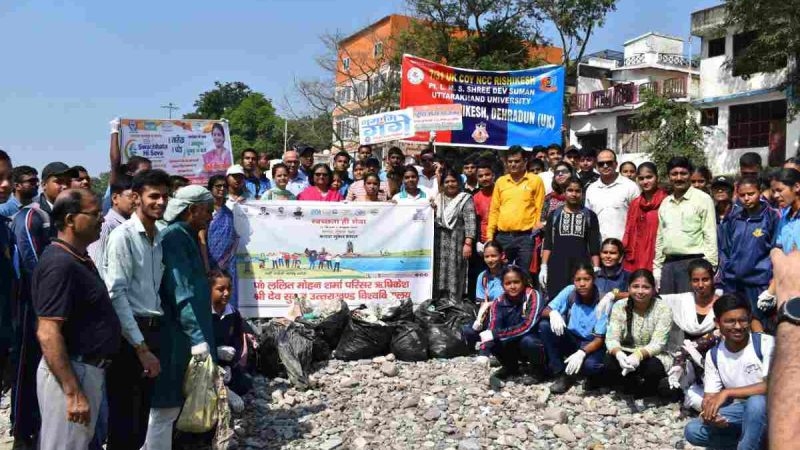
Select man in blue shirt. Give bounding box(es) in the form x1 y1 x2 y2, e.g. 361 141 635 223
0 166 38 218
241 148 270 199
538 265 609 394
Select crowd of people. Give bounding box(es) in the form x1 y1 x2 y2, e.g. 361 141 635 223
0 118 800 450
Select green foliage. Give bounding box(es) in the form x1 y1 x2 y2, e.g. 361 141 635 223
725 0 800 117
183 81 253 120
394 0 545 70
634 90 706 176
91 171 110 198
184 82 288 160
224 93 284 161
286 113 334 152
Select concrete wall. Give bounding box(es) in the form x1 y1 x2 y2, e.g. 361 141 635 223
699 29 787 99
624 33 684 59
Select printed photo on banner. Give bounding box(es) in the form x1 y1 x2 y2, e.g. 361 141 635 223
235 201 434 318
399 54 565 149
119 118 233 184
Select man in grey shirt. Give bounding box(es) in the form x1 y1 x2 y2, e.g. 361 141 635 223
88 175 134 278
103 169 170 450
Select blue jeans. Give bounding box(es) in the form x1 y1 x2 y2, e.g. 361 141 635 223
538 320 605 376
684 395 767 450
486 332 544 372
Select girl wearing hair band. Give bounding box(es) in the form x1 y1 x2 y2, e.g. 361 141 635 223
604 269 681 399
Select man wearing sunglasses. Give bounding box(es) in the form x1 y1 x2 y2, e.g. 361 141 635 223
0 165 38 218
585 149 640 241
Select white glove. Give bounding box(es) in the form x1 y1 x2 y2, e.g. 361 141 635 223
539 265 548 289
191 342 210 359
109 117 120 134
667 365 683 390
616 351 634 375
217 346 236 362
653 268 662 291
222 366 232 384
593 266 601 274
228 389 245 414
595 292 615 319
682 339 704 367
564 350 586 376
625 353 641 370
473 302 492 331
549 310 566 336
757 290 776 311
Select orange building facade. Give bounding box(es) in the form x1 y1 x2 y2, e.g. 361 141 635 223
332 14 563 152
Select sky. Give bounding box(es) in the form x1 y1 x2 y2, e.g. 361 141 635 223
0 0 720 175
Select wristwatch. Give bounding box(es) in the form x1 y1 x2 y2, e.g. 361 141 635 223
777 297 800 325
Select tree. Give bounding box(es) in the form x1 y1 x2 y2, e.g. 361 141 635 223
530 0 616 77
725 0 800 117
183 81 253 120
634 90 706 176
225 93 284 160
286 113 334 151
91 171 110 198
394 0 546 70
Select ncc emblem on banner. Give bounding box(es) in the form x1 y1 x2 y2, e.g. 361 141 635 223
407 67 424 85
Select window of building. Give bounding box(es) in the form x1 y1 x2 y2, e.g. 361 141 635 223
732 31 756 77
707 38 725 58
700 107 719 126
342 57 350 71
373 42 383 58
728 100 786 149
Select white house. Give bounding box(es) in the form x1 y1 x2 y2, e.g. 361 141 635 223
691 4 799 173
568 32 699 165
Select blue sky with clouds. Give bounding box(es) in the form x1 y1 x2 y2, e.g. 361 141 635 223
0 0 719 175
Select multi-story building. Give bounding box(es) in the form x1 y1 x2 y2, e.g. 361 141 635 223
332 14 563 153
568 32 699 161
691 4 799 172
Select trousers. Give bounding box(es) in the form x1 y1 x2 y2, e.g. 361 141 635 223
605 353 674 398
538 321 605 376
36 359 105 450
494 232 533 276
487 332 544 371
684 395 767 450
107 321 161 450
141 407 181 450
660 257 699 295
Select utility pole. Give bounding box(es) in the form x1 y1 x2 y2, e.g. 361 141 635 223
161 102 179 119
284 119 288 153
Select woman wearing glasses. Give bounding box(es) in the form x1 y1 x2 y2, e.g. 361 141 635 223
297 164 344 202
530 162 573 276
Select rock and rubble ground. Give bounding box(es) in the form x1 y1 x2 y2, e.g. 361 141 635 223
231 355 704 450
0 356 706 450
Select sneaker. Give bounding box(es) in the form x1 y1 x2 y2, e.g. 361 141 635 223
550 374 576 394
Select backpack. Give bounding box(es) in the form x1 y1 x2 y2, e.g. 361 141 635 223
709 332 764 386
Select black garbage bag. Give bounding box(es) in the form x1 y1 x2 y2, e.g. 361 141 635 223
382 298 414 323
390 321 428 361
333 311 393 360
296 300 350 361
277 322 314 390
415 298 477 359
256 321 285 378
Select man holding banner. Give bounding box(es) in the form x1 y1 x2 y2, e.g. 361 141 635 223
487 146 545 278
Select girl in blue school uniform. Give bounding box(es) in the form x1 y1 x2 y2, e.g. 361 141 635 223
463 240 506 353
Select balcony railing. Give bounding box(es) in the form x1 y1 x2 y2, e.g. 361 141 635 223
570 77 688 113
622 52 698 69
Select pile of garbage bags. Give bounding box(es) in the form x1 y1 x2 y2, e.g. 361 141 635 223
255 297 476 388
